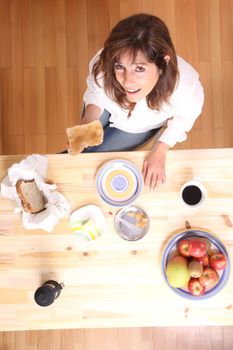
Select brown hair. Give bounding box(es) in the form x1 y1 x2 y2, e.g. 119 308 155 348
92 13 179 111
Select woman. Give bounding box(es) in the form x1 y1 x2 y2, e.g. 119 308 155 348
80 13 204 188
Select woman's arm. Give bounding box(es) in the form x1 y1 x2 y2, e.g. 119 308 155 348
142 72 204 189
81 104 102 124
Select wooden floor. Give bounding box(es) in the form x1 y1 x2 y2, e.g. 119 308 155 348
0 0 233 154
0 326 233 350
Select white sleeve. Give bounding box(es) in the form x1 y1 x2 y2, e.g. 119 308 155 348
83 49 105 113
159 79 204 148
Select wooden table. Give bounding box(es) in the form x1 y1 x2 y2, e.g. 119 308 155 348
0 149 233 331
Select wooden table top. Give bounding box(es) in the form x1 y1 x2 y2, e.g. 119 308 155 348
0 149 233 331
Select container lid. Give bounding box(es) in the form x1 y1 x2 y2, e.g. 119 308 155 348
114 206 150 241
34 286 55 307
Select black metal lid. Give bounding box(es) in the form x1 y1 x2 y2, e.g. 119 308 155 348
34 286 55 307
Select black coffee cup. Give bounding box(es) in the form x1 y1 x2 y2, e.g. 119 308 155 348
34 280 65 307
180 179 207 208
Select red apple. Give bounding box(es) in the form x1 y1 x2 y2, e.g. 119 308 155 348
188 278 205 296
188 239 207 258
210 253 227 270
177 239 191 257
198 238 211 251
193 253 209 266
199 267 219 288
208 248 220 256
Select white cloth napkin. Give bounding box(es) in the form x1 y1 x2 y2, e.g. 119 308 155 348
0 154 70 232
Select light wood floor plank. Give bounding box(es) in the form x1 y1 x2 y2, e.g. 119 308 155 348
21 0 34 68
222 61 233 147
0 0 11 68
31 0 46 136
209 0 224 130
1 326 233 349
11 0 24 137
43 0 56 68
220 0 233 61
45 67 59 153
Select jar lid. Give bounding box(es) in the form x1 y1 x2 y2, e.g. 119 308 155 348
114 206 150 241
34 286 55 307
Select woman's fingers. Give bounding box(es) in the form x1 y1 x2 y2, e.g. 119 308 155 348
143 163 166 189
150 170 164 189
150 173 158 189
161 172 166 184
142 162 150 186
143 166 157 189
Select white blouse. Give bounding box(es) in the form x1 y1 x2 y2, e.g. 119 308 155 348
83 50 204 148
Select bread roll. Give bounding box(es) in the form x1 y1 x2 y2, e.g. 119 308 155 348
16 179 45 214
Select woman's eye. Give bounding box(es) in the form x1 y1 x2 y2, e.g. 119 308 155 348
114 64 124 71
135 66 145 72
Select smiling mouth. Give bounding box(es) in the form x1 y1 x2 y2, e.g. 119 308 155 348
126 89 141 94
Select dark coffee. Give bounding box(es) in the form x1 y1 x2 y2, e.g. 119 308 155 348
182 185 202 205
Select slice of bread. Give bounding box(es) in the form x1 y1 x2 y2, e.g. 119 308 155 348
66 120 104 155
16 179 45 214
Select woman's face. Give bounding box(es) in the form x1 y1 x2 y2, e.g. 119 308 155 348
114 50 161 103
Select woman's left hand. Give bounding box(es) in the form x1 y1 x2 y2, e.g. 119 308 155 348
142 141 169 189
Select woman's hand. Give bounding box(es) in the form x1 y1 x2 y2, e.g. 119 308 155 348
142 141 169 189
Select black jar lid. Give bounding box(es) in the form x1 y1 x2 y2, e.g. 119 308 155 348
34 286 55 307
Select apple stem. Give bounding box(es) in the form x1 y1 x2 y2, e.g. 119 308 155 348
185 220 191 229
